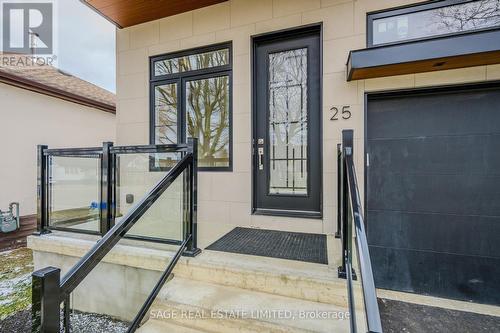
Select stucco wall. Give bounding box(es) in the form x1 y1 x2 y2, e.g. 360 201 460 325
0 82 116 216
115 0 500 246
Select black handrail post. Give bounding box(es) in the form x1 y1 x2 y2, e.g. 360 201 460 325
338 152 348 278
335 143 342 239
32 267 61 333
34 145 50 235
338 130 355 279
100 142 113 234
185 138 201 257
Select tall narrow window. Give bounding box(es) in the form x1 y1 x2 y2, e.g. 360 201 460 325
150 43 232 171
154 83 178 144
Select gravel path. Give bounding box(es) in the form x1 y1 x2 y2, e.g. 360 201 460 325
0 309 30 333
379 298 500 333
64 311 129 332
0 309 130 333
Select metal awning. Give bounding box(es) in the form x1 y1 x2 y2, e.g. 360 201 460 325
81 0 228 28
347 29 500 81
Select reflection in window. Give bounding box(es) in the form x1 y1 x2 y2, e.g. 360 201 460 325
186 76 230 168
155 83 178 144
372 0 500 45
154 48 229 76
268 48 308 195
151 43 232 170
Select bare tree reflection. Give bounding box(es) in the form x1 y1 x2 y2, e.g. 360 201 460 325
154 50 230 167
187 76 229 167
268 48 308 194
155 49 229 75
435 0 500 31
156 84 177 144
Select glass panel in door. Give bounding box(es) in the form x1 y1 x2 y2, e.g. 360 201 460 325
268 48 308 195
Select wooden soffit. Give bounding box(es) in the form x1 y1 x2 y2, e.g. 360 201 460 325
81 0 228 28
347 29 500 81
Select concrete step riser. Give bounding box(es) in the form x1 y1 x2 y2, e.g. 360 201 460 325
147 278 351 333
150 302 319 333
173 263 349 307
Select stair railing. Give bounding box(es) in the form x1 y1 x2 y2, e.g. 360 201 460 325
337 130 383 333
32 138 200 333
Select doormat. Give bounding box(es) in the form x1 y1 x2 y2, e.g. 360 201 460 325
206 227 328 264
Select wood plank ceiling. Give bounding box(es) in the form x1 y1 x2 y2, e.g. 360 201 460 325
82 0 228 28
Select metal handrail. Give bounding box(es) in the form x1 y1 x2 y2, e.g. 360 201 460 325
59 152 192 297
43 147 103 156
110 143 190 154
33 139 200 333
338 130 383 333
345 152 383 332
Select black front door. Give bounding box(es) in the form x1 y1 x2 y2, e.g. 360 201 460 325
253 26 321 218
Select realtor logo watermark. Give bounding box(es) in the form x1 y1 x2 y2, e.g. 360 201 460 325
2 1 53 54
1 0 56 66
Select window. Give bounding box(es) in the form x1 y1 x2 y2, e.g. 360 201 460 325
150 43 232 171
368 0 500 47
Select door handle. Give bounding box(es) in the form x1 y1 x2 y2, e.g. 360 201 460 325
258 147 264 170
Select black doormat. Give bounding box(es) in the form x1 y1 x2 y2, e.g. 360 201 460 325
206 227 328 264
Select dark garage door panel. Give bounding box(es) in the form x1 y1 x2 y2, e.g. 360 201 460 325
368 173 500 216
367 85 500 305
368 135 500 176
368 89 500 139
370 246 500 304
367 210 500 258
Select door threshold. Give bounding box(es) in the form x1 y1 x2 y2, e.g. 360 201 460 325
253 208 322 219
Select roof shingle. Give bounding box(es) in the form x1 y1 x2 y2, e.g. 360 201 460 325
0 53 115 112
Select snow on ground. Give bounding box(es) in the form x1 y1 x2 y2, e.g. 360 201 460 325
0 247 33 320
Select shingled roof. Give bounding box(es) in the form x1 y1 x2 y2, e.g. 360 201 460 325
0 54 115 113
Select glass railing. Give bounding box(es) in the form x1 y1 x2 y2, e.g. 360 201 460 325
337 130 383 333
64 167 186 332
47 154 101 234
32 140 200 333
36 143 196 245
113 150 184 243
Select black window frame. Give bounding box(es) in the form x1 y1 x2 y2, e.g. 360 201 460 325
367 0 500 48
149 42 233 172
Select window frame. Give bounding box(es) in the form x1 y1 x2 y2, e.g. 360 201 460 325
149 42 233 172
367 0 500 48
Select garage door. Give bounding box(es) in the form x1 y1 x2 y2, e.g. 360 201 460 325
367 84 500 305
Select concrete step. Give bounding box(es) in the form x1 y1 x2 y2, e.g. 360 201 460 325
175 250 349 307
149 277 350 333
138 320 211 333
29 233 352 310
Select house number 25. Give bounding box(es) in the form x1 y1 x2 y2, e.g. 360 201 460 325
330 106 351 121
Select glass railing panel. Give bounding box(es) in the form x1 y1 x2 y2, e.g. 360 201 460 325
65 168 187 332
114 151 184 242
48 155 101 233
